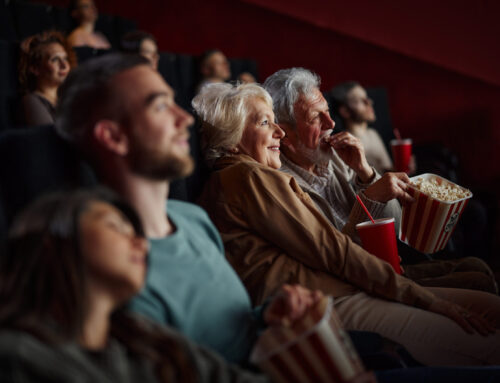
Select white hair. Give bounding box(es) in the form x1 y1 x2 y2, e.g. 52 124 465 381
263 68 320 127
191 82 273 166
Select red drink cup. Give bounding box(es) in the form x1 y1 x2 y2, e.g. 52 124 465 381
390 139 412 173
356 218 402 274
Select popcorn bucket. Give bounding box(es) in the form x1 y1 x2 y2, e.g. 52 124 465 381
400 173 472 254
250 297 364 383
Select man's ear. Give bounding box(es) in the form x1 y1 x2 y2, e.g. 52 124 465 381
93 120 129 156
339 105 350 120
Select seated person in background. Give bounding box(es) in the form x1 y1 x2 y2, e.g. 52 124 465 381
329 81 414 175
193 81 500 366
264 68 497 294
197 49 255 92
17 31 75 126
0 189 272 382
120 30 159 71
55 53 324 366
68 0 111 49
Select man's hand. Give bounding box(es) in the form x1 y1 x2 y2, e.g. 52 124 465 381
325 132 374 182
364 172 414 204
264 284 324 326
427 299 496 336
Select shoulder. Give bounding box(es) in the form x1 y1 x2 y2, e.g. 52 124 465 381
168 200 211 222
167 200 222 246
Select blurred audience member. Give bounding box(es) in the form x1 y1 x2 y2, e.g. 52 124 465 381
121 30 159 71
0 189 271 382
197 49 256 92
18 31 75 126
68 0 111 49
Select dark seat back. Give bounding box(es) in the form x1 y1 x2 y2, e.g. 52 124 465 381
0 125 97 241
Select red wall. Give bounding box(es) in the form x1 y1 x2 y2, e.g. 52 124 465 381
37 0 500 193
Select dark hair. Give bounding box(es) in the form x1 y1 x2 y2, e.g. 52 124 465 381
198 48 222 69
120 30 157 54
0 188 195 382
329 81 360 114
56 53 149 143
18 30 77 92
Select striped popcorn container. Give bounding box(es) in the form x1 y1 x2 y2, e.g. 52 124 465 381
400 173 472 254
250 296 365 383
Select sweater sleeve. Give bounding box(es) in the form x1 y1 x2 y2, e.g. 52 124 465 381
234 165 436 309
162 326 272 383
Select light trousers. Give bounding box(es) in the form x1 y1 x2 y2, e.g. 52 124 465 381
335 287 500 366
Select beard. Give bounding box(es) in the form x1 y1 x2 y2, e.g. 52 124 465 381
296 129 334 167
127 135 194 181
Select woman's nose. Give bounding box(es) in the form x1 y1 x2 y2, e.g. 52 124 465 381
273 123 285 139
133 236 149 254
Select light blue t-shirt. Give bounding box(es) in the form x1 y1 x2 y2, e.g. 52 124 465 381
128 200 257 364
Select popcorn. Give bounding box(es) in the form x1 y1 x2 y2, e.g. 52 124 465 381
411 177 471 202
400 174 473 253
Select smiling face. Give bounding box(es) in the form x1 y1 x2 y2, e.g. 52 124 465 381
36 42 70 87
112 65 195 180
237 97 285 169
79 201 148 302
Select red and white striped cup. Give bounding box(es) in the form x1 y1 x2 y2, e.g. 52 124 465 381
250 297 365 383
400 173 472 254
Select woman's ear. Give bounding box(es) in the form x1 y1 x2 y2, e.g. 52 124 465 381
93 120 129 156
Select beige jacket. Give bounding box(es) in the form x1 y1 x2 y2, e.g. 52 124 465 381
198 154 436 308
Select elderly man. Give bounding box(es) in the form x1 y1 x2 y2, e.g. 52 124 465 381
263 68 497 293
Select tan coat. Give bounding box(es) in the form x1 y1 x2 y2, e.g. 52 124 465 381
198 154 436 308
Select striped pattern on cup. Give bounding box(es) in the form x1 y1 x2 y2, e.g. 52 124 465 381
400 173 472 254
250 297 364 383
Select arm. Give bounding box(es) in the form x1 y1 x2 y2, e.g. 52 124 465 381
234 165 435 308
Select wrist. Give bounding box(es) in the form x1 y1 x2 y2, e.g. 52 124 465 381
357 164 375 183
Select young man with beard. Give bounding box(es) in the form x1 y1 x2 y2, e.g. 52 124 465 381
55 54 326 366
264 68 497 294
330 81 395 174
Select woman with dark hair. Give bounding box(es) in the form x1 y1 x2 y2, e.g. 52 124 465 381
18 30 76 126
67 0 111 49
0 189 271 382
120 30 159 71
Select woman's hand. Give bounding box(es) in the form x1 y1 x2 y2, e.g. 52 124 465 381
427 299 496 336
264 284 324 326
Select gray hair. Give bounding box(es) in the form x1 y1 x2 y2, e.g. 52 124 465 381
263 68 320 127
191 82 273 166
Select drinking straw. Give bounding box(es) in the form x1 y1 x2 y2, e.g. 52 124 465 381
393 128 402 140
356 195 375 223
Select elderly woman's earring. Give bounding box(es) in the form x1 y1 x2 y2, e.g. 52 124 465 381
229 147 240 154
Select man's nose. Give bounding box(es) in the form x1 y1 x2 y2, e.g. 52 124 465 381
321 113 335 130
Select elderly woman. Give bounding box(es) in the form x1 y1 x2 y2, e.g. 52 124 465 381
193 82 500 367
18 31 75 126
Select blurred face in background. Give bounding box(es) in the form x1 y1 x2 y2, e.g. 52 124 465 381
139 38 159 71
73 0 98 24
345 85 376 123
202 51 231 81
35 42 70 87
